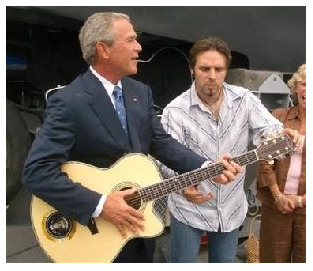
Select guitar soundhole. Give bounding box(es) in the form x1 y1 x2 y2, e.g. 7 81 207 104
45 212 74 239
125 191 142 210
122 187 142 210
113 183 145 211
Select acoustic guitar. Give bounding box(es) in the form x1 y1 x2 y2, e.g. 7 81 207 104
31 134 294 262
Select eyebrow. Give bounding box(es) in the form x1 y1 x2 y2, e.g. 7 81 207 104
199 65 225 69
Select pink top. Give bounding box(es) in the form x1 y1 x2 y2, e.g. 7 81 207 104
284 135 305 195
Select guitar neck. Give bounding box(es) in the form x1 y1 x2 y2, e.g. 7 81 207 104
139 149 258 202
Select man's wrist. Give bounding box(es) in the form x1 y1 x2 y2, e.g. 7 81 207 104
201 160 211 168
92 195 107 217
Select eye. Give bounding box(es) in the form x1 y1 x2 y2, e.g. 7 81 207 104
215 67 224 72
127 35 138 43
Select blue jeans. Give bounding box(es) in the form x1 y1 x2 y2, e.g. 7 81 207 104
170 214 239 263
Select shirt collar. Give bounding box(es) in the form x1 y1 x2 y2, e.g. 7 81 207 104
89 66 122 96
190 81 229 109
287 105 302 120
190 81 203 107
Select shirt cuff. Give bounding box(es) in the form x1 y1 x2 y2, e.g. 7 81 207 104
92 195 107 217
201 160 211 168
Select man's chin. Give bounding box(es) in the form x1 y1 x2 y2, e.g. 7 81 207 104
125 68 138 76
130 67 138 75
205 89 216 96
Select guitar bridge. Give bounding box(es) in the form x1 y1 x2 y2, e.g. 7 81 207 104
87 218 99 235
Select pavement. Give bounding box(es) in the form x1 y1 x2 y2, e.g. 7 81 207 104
6 187 51 263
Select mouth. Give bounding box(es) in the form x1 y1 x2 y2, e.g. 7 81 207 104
131 56 139 61
302 94 306 101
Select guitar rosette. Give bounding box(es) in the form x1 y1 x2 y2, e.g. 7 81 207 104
43 211 77 242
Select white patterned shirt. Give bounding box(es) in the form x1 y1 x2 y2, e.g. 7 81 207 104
160 81 282 232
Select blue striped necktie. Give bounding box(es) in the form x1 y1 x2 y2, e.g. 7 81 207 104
113 85 128 135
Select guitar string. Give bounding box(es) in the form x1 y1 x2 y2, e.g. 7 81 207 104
126 151 257 206
127 148 284 206
125 138 290 206
126 140 288 205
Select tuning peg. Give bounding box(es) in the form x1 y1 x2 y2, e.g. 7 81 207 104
268 160 274 165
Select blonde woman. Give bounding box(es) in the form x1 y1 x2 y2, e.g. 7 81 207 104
257 64 306 262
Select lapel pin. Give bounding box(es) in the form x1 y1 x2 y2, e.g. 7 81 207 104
132 98 138 102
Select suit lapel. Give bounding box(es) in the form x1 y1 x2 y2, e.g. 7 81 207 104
83 71 131 151
122 79 142 152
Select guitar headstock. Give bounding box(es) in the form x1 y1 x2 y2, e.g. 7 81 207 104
256 134 295 162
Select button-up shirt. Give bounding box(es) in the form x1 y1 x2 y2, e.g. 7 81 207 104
160 81 282 232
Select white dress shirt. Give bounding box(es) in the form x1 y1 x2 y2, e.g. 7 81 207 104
89 66 123 217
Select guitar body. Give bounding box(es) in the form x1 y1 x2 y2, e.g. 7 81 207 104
30 134 294 262
31 154 165 263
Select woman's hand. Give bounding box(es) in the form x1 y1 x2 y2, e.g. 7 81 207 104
285 194 306 208
275 193 295 213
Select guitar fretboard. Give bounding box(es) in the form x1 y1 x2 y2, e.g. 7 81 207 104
139 150 258 202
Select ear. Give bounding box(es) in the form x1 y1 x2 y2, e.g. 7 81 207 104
96 41 110 59
190 67 195 80
190 67 194 75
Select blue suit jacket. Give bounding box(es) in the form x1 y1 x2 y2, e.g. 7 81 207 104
22 70 206 225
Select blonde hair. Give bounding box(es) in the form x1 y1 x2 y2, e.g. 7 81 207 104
288 64 306 91
79 12 129 65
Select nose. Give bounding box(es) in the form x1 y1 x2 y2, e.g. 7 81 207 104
208 69 216 80
135 40 142 52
